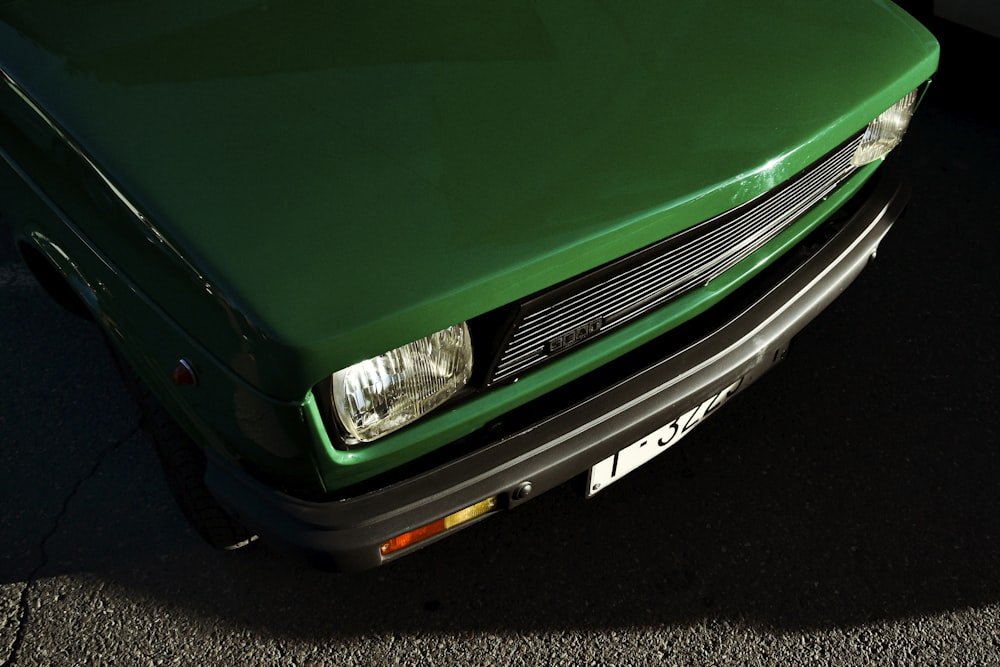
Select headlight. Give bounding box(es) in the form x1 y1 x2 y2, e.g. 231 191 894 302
331 323 473 443
851 88 919 167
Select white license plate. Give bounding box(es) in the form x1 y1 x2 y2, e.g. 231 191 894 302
586 376 744 496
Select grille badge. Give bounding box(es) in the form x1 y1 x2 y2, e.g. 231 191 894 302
547 317 604 354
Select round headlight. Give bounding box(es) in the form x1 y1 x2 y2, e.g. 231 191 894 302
331 323 473 443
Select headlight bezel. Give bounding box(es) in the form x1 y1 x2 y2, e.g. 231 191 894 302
323 322 475 446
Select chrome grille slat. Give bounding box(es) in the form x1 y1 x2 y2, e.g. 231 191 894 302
506 248 711 348
489 135 864 384
500 254 709 359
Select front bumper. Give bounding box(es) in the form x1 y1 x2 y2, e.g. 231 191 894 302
206 172 909 572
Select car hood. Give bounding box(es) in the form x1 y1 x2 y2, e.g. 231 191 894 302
0 0 938 397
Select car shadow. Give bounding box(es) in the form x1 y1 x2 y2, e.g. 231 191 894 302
6 222 999 637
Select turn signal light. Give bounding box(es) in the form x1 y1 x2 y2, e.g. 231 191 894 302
379 496 499 556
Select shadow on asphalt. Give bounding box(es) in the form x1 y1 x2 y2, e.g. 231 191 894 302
3 15 997 638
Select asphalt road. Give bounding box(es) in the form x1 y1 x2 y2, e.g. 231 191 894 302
2 16 998 667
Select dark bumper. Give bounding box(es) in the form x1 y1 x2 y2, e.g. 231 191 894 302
206 173 909 572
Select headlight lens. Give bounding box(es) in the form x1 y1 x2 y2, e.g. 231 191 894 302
851 89 919 167
331 323 473 443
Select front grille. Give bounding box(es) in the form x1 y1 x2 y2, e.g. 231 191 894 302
487 134 864 385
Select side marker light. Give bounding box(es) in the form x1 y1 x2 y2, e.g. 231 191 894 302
172 359 197 386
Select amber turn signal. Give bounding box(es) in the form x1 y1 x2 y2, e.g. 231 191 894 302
380 496 499 556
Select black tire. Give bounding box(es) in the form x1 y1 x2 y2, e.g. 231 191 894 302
108 341 256 550
141 392 257 550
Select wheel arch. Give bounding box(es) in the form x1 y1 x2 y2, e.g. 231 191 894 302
17 233 96 320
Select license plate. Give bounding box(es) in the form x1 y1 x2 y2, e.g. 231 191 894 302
586 376 744 496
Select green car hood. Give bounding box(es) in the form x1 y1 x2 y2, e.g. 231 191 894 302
0 0 938 399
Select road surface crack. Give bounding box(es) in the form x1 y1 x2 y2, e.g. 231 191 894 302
1 427 138 667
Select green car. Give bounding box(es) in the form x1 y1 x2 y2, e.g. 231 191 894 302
1 2 938 571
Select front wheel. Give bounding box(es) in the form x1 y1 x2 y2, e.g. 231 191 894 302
142 396 257 551
111 344 256 551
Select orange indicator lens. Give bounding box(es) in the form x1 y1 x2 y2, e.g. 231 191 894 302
380 496 499 556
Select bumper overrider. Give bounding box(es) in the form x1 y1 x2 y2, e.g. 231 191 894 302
206 172 909 572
